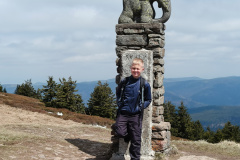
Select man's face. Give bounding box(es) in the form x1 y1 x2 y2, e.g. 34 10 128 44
131 64 144 79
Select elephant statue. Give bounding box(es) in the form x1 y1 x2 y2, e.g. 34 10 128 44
118 0 171 24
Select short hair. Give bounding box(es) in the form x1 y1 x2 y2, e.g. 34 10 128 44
132 58 144 68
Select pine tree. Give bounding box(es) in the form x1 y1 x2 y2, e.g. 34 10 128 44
14 79 39 98
176 101 193 139
87 81 117 119
41 76 58 107
221 121 240 142
55 77 85 113
163 101 178 136
212 129 223 143
204 127 215 143
191 120 205 140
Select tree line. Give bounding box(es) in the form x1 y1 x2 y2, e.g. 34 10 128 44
164 101 240 143
2 77 240 143
13 76 117 119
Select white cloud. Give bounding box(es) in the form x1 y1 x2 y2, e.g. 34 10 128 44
0 0 239 84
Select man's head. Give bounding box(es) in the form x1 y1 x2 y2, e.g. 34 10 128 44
131 58 144 79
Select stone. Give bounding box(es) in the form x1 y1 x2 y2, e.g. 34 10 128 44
152 131 167 140
116 23 164 34
152 115 164 123
152 106 164 117
153 72 164 88
116 35 148 46
159 106 164 115
153 87 165 99
149 38 165 47
153 48 165 58
116 46 127 57
124 28 145 34
153 58 165 66
152 106 159 117
153 96 164 106
148 34 165 40
120 50 153 81
152 122 171 131
118 0 171 24
153 65 164 74
152 139 170 151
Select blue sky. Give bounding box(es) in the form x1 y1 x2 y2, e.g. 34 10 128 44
0 0 239 84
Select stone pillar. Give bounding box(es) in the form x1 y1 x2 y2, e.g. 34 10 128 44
110 23 171 160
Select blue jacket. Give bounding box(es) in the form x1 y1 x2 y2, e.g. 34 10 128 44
116 76 152 114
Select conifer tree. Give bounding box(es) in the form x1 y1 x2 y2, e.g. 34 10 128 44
55 77 85 113
41 76 58 107
14 79 39 98
87 81 117 119
191 120 205 140
176 101 193 139
221 121 240 142
203 127 215 143
163 101 178 136
212 129 223 143
0 84 2 92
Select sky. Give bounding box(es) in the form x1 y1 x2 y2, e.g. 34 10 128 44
0 0 239 84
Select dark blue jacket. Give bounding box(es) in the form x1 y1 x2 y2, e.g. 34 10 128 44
116 76 152 114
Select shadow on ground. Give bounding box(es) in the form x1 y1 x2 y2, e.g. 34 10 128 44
66 138 112 160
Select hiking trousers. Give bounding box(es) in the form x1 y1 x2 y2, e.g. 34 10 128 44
115 112 142 160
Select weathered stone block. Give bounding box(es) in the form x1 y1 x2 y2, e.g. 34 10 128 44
116 23 164 34
152 115 164 123
152 106 164 117
149 38 165 47
121 50 153 81
153 96 164 106
148 34 165 40
153 48 165 58
152 122 171 131
152 139 169 151
154 58 165 66
152 106 159 117
153 87 165 99
153 72 164 88
152 131 167 140
116 46 128 57
116 35 148 46
159 106 164 115
153 65 164 74
124 28 145 34
128 46 142 50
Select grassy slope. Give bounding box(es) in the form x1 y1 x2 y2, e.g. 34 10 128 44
0 93 114 128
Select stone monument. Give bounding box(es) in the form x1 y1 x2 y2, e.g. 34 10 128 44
111 0 171 159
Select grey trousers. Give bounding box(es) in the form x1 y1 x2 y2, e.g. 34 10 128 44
115 113 142 160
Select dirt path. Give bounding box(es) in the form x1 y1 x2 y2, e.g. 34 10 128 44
0 104 112 160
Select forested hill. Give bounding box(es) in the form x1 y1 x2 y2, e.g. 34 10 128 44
3 76 240 109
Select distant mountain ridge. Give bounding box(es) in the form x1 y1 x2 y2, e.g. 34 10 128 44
3 76 240 108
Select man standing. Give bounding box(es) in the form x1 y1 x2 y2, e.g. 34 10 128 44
114 58 152 160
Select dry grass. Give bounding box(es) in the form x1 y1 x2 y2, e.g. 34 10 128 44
0 126 42 146
0 93 114 128
172 139 240 160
